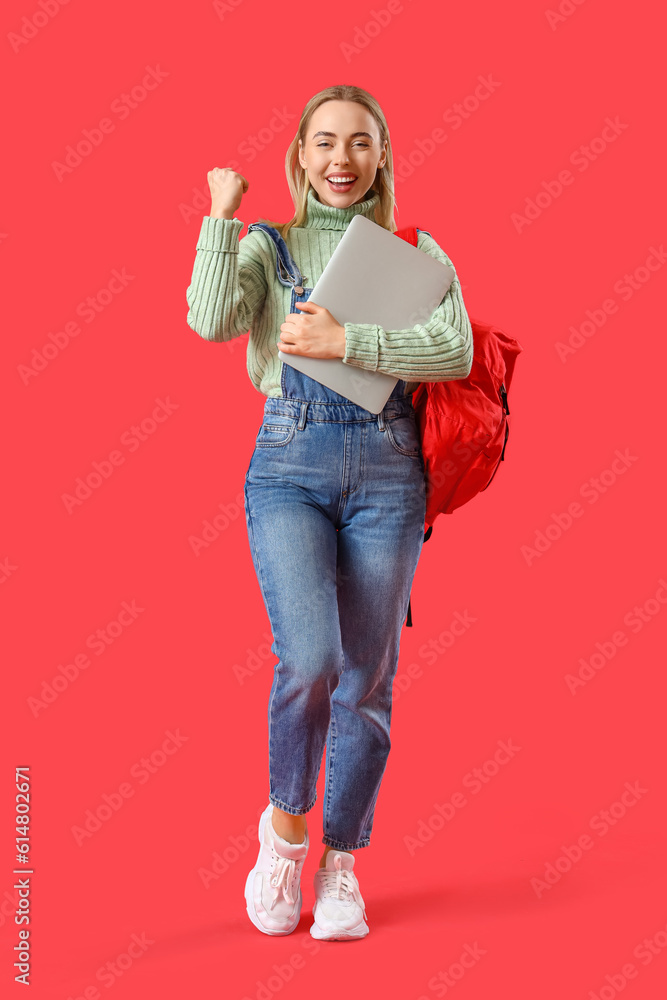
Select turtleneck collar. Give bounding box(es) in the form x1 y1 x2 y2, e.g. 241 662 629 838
302 186 381 230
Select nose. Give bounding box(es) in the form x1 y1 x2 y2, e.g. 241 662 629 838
332 145 349 165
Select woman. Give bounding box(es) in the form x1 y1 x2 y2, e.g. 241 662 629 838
186 84 473 941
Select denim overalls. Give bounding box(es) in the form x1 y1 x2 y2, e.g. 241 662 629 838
243 222 427 851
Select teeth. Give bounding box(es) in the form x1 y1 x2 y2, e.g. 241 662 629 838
328 176 355 184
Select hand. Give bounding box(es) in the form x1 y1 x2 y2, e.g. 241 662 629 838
278 301 346 359
207 167 248 219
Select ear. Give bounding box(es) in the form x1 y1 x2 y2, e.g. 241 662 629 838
297 139 306 170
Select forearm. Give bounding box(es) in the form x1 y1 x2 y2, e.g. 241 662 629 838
185 216 266 342
342 275 474 382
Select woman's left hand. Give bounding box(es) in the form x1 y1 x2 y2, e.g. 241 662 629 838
278 301 346 359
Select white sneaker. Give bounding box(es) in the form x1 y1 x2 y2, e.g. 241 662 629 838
244 803 309 935
310 851 369 941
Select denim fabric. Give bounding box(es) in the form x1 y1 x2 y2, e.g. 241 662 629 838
243 224 427 850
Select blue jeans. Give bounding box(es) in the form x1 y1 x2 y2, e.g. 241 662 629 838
243 224 427 850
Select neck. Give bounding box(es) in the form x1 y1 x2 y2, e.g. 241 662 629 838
302 186 381 230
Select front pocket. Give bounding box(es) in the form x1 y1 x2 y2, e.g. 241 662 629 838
255 419 297 448
385 414 421 457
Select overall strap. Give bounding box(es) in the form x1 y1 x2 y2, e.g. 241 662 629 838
247 222 305 292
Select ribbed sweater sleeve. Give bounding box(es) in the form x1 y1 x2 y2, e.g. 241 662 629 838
186 216 268 342
342 232 474 382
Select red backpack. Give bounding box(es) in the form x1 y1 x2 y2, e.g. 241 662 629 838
394 227 523 626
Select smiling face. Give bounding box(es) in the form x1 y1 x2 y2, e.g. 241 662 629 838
298 99 387 208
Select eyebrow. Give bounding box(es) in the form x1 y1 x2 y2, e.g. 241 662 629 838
311 131 375 141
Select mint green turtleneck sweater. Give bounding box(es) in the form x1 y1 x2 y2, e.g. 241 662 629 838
185 187 473 398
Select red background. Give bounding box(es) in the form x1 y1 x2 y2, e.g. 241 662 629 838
2 1 666 997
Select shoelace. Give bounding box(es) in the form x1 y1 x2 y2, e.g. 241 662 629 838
269 851 298 908
319 854 366 910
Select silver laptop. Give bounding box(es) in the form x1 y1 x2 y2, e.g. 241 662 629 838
278 214 456 413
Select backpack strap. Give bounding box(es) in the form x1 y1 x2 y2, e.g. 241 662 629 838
394 225 431 627
395 226 430 244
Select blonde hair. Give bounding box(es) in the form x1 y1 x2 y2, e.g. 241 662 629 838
259 84 397 240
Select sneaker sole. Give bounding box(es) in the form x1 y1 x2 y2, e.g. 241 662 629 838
244 806 303 936
309 912 369 941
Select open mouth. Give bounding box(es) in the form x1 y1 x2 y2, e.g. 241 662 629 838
325 175 357 192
